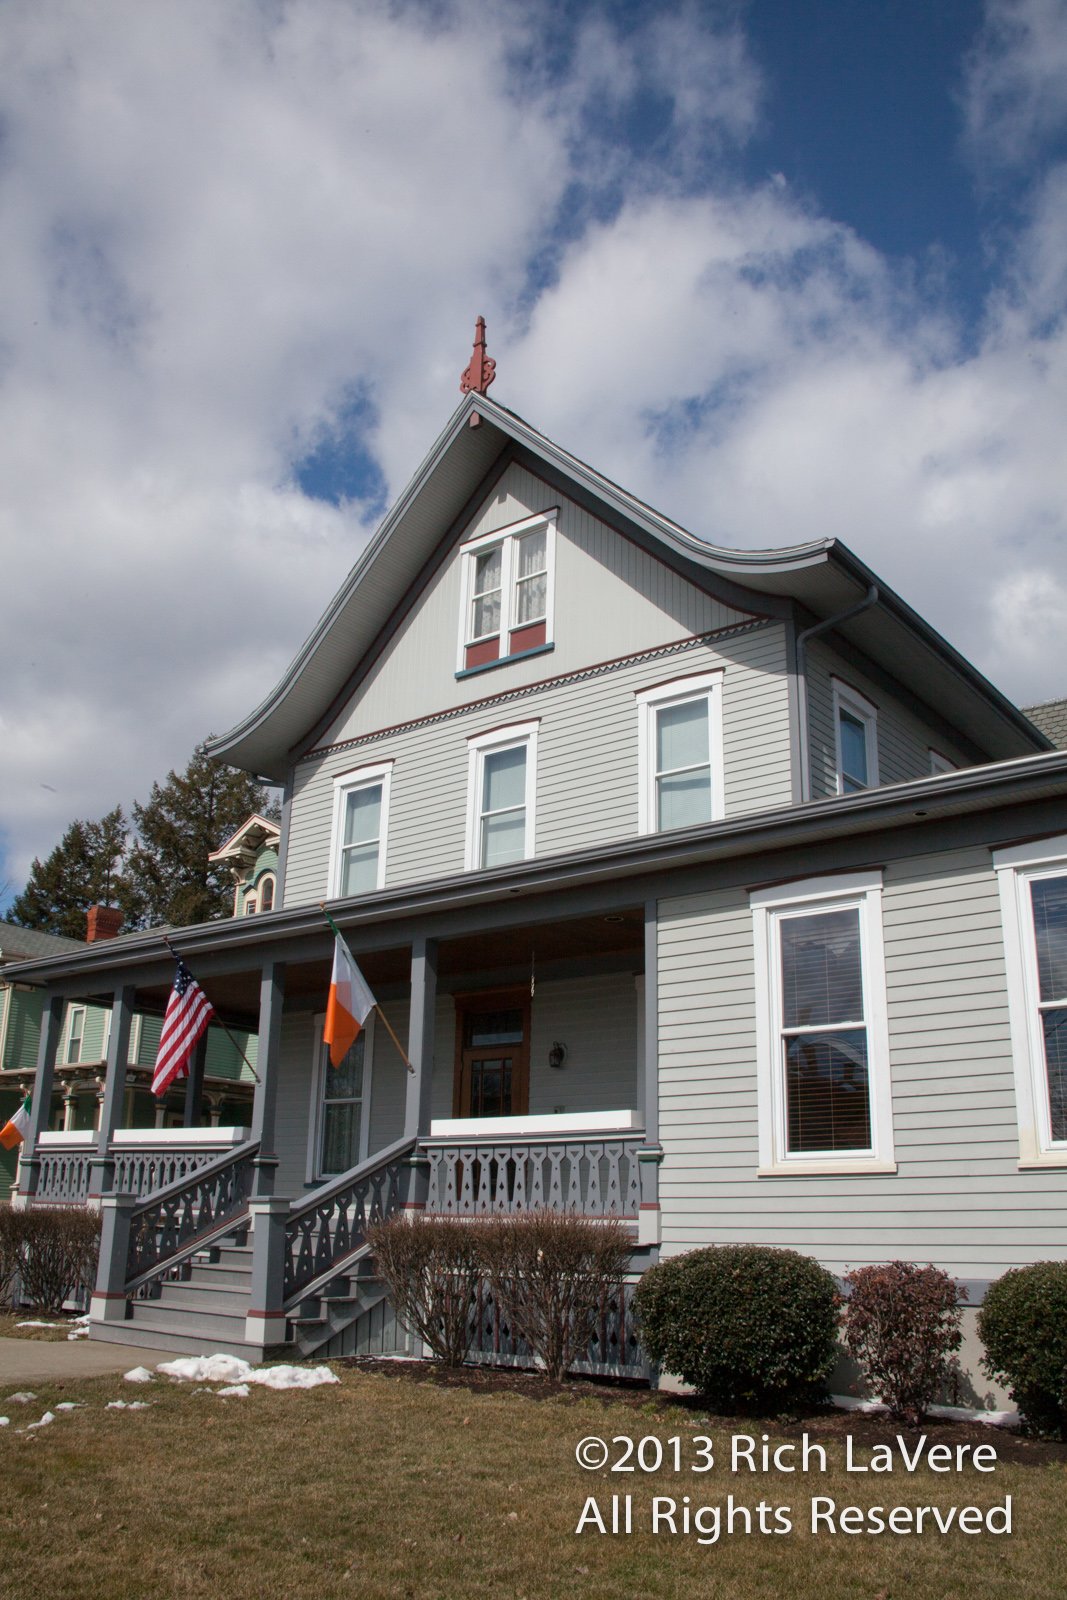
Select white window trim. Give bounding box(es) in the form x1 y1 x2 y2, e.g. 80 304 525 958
994 833 1067 1168
327 761 394 899
928 749 955 775
635 670 725 835
64 1004 86 1065
464 720 539 871
751 869 896 1176
127 1012 143 1066
832 677 879 794
306 1011 375 1184
455 510 557 672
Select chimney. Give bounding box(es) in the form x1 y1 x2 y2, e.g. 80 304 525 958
86 905 123 942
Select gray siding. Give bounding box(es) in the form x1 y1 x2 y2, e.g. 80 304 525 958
285 623 792 906
806 639 974 798
656 844 1062 1280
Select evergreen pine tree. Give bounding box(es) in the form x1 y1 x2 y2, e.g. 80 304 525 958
5 807 129 940
122 742 278 928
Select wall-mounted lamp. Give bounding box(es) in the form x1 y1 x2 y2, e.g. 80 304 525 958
548 1041 567 1070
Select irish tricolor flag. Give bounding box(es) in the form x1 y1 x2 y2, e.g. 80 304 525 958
0 1095 31 1151
323 934 376 1068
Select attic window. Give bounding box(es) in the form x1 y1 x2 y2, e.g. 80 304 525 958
457 511 556 675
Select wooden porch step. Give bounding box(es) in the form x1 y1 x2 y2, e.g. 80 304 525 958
89 1320 261 1362
130 1301 251 1342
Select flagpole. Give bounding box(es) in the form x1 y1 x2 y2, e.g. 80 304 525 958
318 903 415 1075
161 935 262 1084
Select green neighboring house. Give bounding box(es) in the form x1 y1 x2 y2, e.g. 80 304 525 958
0 912 259 1203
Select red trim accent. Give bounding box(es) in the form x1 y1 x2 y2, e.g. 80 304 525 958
509 621 546 654
465 637 500 670
460 507 559 549
466 716 541 742
635 666 724 698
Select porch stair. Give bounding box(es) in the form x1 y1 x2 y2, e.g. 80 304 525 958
91 1231 264 1361
285 1246 394 1358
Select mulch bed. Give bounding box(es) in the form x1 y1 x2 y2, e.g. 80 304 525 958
340 1356 1067 1468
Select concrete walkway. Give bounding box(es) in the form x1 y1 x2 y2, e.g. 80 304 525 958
0 1335 178 1384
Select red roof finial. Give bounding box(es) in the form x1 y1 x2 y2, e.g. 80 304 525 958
460 316 496 397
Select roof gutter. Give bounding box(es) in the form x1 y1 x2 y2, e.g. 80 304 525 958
794 584 879 803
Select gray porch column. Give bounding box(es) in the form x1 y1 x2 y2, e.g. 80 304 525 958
403 937 438 1142
15 992 63 1205
89 984 135 1201
638 900 663 1248
182 1034 208 1128
249 959 286 1198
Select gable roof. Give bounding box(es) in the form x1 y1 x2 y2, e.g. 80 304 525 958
207 814 282 868
207 391 1050 781
1024 697 1067 750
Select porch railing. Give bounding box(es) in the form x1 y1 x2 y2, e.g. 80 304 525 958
422 1134 643 1219
33 1139 96 1205
29 1128 252 1208
283 1135 416 1305
125 1140 259 1295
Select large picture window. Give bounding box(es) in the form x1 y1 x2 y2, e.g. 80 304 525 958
328 762 393 899
457 511 556 673
995 835 1067 1166
751 871 895 1174
465 722 538 870
635 671 724 834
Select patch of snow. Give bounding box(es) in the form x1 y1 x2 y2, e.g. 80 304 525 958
247 1364 339 1391
107 1400 150 1411
54 1402 83 1412
0 1418 8 1427
67 1326 89 1340
16 1320 64 1329
7 1392 36 1404
831 1394 1021 1428
26 1411 55 1429
123 1367 155 1384
216 1383 250 1398
157 1355 254 1384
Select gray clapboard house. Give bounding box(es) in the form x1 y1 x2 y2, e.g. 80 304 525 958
7 378 1066 1390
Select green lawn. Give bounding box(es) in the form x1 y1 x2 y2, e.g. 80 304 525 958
1 1365 1064 1599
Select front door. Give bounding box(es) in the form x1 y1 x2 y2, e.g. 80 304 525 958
453 989 531 1118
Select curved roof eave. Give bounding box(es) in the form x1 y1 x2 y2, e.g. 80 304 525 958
206 392 1047 779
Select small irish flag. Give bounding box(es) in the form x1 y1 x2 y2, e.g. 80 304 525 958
323 934 376 1068
0 1095 31 1151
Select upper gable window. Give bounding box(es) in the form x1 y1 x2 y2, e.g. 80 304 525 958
635 671 725 834
328 762 394 899
832 679 879 795
457 511 556 675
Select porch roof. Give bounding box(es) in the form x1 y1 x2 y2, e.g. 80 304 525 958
6 749 1067 1007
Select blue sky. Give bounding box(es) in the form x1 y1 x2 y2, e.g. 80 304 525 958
1 0 1066 909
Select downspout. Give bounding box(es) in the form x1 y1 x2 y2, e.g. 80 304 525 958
794 585 879 803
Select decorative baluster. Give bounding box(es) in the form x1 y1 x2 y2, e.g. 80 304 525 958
565 1145 583 1212
546 1146 565 1210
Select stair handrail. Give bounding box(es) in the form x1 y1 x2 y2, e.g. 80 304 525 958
124 1137 260 1293
283 1134 417 1305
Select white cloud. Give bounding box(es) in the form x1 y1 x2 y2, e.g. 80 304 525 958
0 0 1065 902
962 0 1067 169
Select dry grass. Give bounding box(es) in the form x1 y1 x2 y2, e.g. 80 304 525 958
1 1365 1065 1600
0 1311 77 1342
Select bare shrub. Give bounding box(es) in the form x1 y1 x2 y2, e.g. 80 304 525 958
17 1208 102 1313
366 1214 484 1367
480 1211 633 1382
0 1207 22 1308
842 1261 967 1425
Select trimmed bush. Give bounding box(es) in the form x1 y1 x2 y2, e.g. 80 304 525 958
366 1214 485 1367
16 1207 102 1313
842 1261 966 1425
479 1211 633 1382
634 1244 839 1412
979 1262 1067 1439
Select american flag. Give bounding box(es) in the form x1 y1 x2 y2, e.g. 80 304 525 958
151 958 215 1098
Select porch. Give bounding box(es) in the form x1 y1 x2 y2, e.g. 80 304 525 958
9 893 662 1369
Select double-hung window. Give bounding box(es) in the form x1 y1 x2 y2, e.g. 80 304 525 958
308 1017 373 1180
994 835 1067 1166
751 871 895 1174
465 722 538 870
457 511 556 673
635 671 724 834
832 679 878 794
65 1005 86 1065
328 762 393 899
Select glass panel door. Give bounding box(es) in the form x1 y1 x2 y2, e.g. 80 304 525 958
454 993 530 1118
